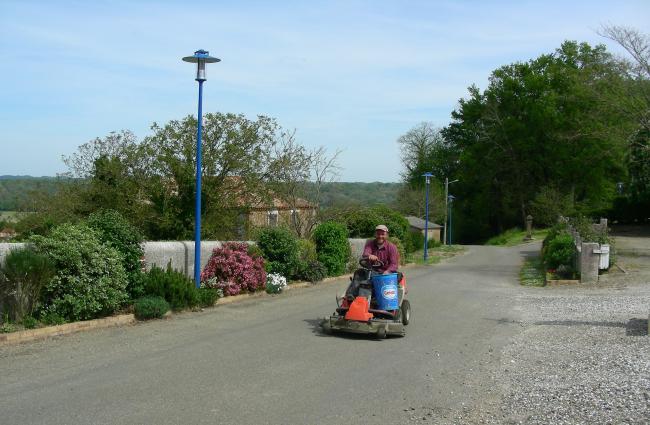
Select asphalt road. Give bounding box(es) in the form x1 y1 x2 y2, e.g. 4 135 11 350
0 245 535 425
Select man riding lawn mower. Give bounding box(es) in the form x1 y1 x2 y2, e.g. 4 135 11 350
320 225 411 338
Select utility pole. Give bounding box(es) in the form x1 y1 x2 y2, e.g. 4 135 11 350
443 178 448 245
447 195 456 245
423 172 433 261
443 178 458 246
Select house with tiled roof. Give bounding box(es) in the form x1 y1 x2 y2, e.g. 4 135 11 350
406 216 442 242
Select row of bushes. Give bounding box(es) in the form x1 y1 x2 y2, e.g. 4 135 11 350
194 222 350 298
2 206 416 328
0 209 222 328
0 210 142 326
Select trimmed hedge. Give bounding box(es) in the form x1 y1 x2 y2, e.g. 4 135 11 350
312 221 350 276
30 223 128 322
134 296 170 320
544 233 575 270
256 227 299 278
87 209 145 298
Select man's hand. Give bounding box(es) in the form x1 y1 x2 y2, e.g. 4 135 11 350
368 254 379 262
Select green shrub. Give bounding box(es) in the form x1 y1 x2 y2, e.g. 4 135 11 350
544 233 575 269
370 205 409 241
404 231 424 253
256 227 299 278
427 238 442 249
295 260 328 283
247 244 264 259
294 239 326 282
22 315 38 329
40 311 66 325
297 239 318 263
30 223 128 322
543 222 568 248
142 264 199 311
87 209 145 298
570 215 609 244
0 246 55 322
1 316 16 333
197 288 220 307
312 221 350 276
134 296 170 320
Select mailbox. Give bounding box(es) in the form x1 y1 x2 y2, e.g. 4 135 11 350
597 244 610 270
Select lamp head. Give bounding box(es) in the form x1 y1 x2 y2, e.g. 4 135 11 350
182 49 221 81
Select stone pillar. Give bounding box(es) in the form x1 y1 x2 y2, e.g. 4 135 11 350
524 215 533 241
580 242 600 283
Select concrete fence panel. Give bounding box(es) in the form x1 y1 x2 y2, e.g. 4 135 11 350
180 241 223 280
0 243 25 266
349 238 367 260
141 241 186 274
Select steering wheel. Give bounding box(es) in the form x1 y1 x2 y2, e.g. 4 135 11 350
359 258 384 269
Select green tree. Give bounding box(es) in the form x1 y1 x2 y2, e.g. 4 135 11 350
20 113 309 241
433 41 633 241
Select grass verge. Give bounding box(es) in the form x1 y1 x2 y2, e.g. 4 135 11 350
486 228 549 246
520 256 546 286
406 245 465 265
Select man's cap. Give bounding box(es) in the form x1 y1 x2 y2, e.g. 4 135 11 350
375 224 389 232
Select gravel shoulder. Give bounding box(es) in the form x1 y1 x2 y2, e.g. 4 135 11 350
466 248 650 424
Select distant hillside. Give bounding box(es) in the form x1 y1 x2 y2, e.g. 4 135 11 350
0 175 58 180
0 176 402 211
0 176 62 211
318 182 402 208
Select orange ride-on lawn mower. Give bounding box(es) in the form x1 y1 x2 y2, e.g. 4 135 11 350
320 259 411 338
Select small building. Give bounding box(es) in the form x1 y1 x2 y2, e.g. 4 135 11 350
246 196 317 235
225 177 317 236
406 216 442 242
0 228 16 241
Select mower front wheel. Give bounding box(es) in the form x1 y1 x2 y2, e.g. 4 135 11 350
401 300 411 325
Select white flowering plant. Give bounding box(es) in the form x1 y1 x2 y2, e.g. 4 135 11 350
265 273 287 294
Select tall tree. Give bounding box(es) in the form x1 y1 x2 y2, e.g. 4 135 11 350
402 41 635 242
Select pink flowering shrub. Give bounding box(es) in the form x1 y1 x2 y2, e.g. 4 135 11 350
200 242 266 296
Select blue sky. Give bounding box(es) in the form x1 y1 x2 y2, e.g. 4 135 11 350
1 1 648 182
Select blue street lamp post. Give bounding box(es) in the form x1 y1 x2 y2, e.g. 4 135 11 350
447 194 456 245
182 50 221 287
423 172 433 262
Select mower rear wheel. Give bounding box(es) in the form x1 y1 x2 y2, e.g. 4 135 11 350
401 300 411 325
376 327 387 339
